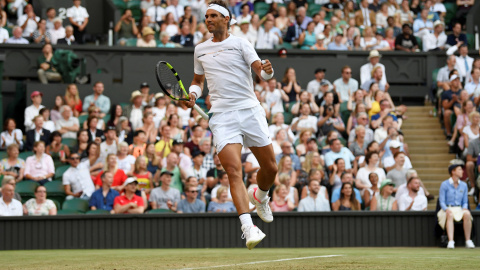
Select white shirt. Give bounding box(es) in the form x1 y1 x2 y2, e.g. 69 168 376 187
177 107 192 127
306 79 333 97
129 106 143 131
24 104 45 131
395 183 425 200
165 5 185 22
0 129 23 149
468 81 480 97
147 5 166 22
446 45 474 80
232 28 257 46
99 141 118 163
17 14 40 37
360 62 387 85
432 3 446 13
383 155 413 169
50 27 66 45
356 167 386 189
66 5 89 23
374 127 388 143
194 35 260 113
291 115 318 133
361 7 371 26
211 185 232 200
0 198 23 216
55 117 79 139
268 124 295 142
298 186 331 212
398 192 428 211
262 89 285 115
422 32 447 52
62 163 95 197
255 28 279 49
152 107 166 128
0 28 9 43
43 121 56 133
246 153 260 169
117 155 136 173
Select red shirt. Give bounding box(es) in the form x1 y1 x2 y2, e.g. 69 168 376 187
113 194 144 213
95 169 127 187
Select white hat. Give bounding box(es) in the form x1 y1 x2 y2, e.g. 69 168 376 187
450 74 459 82
389 140 401 148
433 20 444 28
124 177 138 185
368 50 381 59
316 33 325 40
130 90 142 102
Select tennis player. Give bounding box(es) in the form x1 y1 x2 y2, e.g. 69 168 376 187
185 0 278 250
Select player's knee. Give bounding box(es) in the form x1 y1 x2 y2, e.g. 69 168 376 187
224 166 242 179
265 160 278 175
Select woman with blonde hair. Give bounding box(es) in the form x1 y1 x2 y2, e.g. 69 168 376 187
64 84 82 117
461 111 480 156
360 26 377 50
94 153 127 191
302 151 324 174
295 130 312 157
274 155 297 188
116 141 135 176
270 184 295 212
277 173 299 208
145 143 161 175
133 155 153 196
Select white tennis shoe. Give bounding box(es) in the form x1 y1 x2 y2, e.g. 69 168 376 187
447 241 455 249
248 187 273 223
466 240 475 249
241 225 266 250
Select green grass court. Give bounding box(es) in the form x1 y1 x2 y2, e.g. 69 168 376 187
1 247 478 269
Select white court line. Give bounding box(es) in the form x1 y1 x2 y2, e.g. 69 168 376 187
177 254 343 270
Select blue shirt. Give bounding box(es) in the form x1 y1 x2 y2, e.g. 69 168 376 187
413 19 433 34
361 79 386 92
439 178 469 211
207 201 236 213
83 94 111 113
327 42 348 51
331 187 363 204
324 147 355 169
89 188 120 211
177 199 206 213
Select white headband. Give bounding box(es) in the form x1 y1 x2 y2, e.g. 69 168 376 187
207 4 237 25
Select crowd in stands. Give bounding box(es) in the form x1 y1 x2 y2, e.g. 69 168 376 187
0 0 475 51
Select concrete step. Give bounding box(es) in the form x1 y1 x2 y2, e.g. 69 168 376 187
403 134 449 141
412 161 451 168
408 147 451 154
402 123 441 129
415 167 449 175
402 129 446 136
408 106 434 112
409 154 455 161
406 141 450 148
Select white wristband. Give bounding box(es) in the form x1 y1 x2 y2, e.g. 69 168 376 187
189 85 202 99
261 69 274 81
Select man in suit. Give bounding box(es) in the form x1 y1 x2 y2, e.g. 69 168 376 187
171 23 193 47
25 115 51 151
355 0 376 27
284 15 303 44
57 26 77 45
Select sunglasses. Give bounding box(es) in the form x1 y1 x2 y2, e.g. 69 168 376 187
70 157 80 160
188 190 198 193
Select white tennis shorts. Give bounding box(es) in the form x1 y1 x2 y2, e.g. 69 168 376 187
210 104 271 153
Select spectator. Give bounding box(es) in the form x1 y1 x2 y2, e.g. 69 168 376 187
0 21 8 43
332 182 361 211
460 111 480 157
45 7 57 30
360 50 387 87
56 25 76 45
98 126 118 165
232 19 255 45
437 162 475 249
465 137 480 195
284 15 303 44
81 142 103 179
454 0 474 29
270 184 295 212
386 151 408 187
376 3 390 29
290 103 318 135
297 179 330 212
423 0 440 22
184 125 203 155
115 9 139 46
67 0 89 44
37 44 62 84
0 183 23 216
157 31 175 48
325 138 355 172
370 179 398 211
5 26 29 44
386 17 401 38
349 125 370 158
0 144 25 182
306 68 334 99
362 172 380 209
372 32 391 51
356 151 386 191
468 68 480 98
255 19 280 49
0 118 23 150
113 177 145 214
133 156 153 197
262 78 288 116
129 130 147 158
422 20 447 52
83 81 111 117
395 24 418 52
446 44 473 83
157 152 187 192
208 186 236 213
347 109 374 143
333 65 359 104
70 130 89 159
318 104 345 137
327 34 348 51
397 177 427 211
46 131 70 168
171 23 193 47
155 125 173 159
442 74 463 139
49 18 65 45
396 0 414 25
49 97 64 123
32 19 52 45
436 55 456 96
162 12 180 38
24 116 50 152
179 6 197 33
355 0 376 27
146 0 166 29
276 141 302 172
177 183 206 214
383 140 412 170
446 22 467 49
107 104 125 128
17 4 39 38
24 141 55 186
84 115 104 142
136 112 156 144
298 21 317 50
55 105 79 139
165 0 184 22
150 171 180 211
413 9 433 39
63 152 95 200
360 26 377 50
311 33 327 50
116 141 135 177
124 91 144 131
94 154 128 192
64 84 82 117
116 116 133 145
199 138 214 172
189 150 207 189
89 171 119 213
137 26 157 47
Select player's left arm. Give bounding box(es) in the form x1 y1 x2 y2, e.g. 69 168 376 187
252 60 273 81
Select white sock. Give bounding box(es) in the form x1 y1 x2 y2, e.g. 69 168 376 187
255 187 269 202
239 213 253 227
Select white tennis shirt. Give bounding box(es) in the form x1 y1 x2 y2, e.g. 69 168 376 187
194 34 260 113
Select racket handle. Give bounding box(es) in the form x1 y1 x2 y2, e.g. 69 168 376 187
193 104 209 120
261 60 266 65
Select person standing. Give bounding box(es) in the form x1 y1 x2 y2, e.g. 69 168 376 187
67 0 89 44
185 0 278 250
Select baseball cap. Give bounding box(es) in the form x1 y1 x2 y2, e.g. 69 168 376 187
380 179 395 191
389 140 401 148
124 177 138 185
160 171 174 177
30 91 43 98
192 150 206 158
172 139 184 145
277 48 287 56
140 82 149 88
450 74 459 82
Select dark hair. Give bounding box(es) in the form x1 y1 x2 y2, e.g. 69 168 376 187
35 185 46 193
366 141 378 152
49 131 62 142
339 182 360 210
46 7 55 13
87 115 98 129
393 151 405 159
3 118 16 131
217 170 227 179
39 108 49 117
123 8 131 15
322 104 335 117
209 0 233 28
329 138 340 146
334 158 345 165
86 141 99 157
365 151 378 165
77 129 88 143
134 130 146 137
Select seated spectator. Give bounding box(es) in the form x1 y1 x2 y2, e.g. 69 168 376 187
5 26 29 44
284 15 303 44
274 155 297 188
422 20 446 52
157 152 186 192
17 4 39 38
63 152 95 200
331 172 363 204
317 104 345 137
0 144 25 182
327 34 348 50
69 129 89 160
0 182 23 216
124 91 144 131
446 22 467 49
113 178 145 214
328 158 346 191
372 32 391 51
56 25 76 45
384 28 397 51
360 27 377 50
333 66 359 104
162 12 180 38
157 31 175 48
233 19 256 45
332 182 361 211
117 116 133 145
362 172 380 209
256 19 281 49
306 68 333 99
442 74 463 139
171 23 193 47
396 0 414 25
295 130 313 157
262 78 289 116
385 151 408 187
85 115 104 143
190 150 207 188
155 125 172 159
49 17 65 45
137 112 157 144
184 125 204 155
24 141 55 186
413 9 433 39
270 184 295 212
117 142 135 176
325 138 355 172
64 84 82 117
129 130 147 158
149 171 180 211
349 125 370 158
165 0 184 22
81 142 103 179
89 171 119 214
37 44 62 84
395 24 418 52
0 176 21 201
55 105 79 139
210 170 232 202
370 179 398 211
146 0 166 29
94 153 127 192
23 185 56 216
299 21 317 50
465 137 480 195
83 82 111 118
360 50 387 86
177 183 206 213
32 19 52 44
208 186 236 213
356 151 386 191
397 177 427 211
24 91 45 132
99 126 118 163
383 140 412 170
468 68 480 97
46 131 70 168
66 0 89 44
290 103 318 135
446 44 473 83
50 96 65 123
269 113 295 144
137 26 156 47
460 112 480 157
133 156 153 196
438 162 475 249
0 118 23 151
114 9 139 46
355 0 376 27
39 109 54 134
298 179 330 212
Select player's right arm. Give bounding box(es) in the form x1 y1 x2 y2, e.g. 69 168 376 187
185 73 205 108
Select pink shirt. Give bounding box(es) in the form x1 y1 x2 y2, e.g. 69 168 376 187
24 154 55 178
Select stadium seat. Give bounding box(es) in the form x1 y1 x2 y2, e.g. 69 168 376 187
254 2 270 18
103 114 111 123
467 34 475 50
432 68 440 86
55 165 71 180
444 3 457 27
126 38 138 47
78 114 88 127
415 36 423 51
126 0 141 9
86 209 110 215
45 180 66 206
0 151 8 160
50 198 61 210
62 198 89 213
307 4 322 17
113 0 126 10
18 151 33 160
61 138 77 149
147 209 174 214
57 209 82 215
16 181 39 204
283 111 294 125
277 42 293 49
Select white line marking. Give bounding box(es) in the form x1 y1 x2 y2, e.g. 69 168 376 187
176 254 343 270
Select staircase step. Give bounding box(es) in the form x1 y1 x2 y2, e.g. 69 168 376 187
409 154 455 161
415 168 449 175
412 161 450 168
402 123 441 129
408 147 450 154
406 141 449 147
402 129 446 136
403 134 448 141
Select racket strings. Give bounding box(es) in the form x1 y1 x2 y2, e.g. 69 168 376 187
158 64 184 99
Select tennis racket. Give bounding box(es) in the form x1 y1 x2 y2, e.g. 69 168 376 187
155 61 209 120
